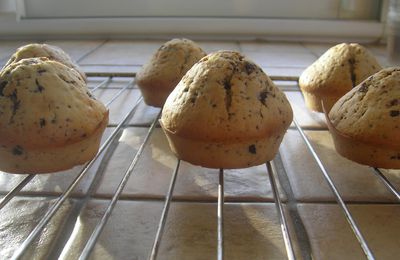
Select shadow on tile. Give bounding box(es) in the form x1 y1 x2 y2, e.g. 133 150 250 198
0 197 75 259
280 130 400 202
298 203 400 260
159 202 288 260
94 128 285 202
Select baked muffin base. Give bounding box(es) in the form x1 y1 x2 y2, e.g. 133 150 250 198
138 85 173 108
0 112 109 174
161 124 283 169
325 112 400 169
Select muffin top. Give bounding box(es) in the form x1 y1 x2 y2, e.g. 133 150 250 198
4 43 86 80
329 67 400 147
136 38 206 89
161 50 293 142
299 43 381 95
0 57 107 149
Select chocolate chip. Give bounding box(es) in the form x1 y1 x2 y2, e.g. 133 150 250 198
37 68 47 74
348 58 357 88
223 79 231 90
0 81 7 96
389 99 399 107
35 79 45 93
12 145 24 156
39 118 46 128
390 110 399 117
9 90 20 123
245 62 256 75
259 90 269 106
86 91 95 99
248 144 256 154
358 83 368 93
223 79 233 115
390 154 400 160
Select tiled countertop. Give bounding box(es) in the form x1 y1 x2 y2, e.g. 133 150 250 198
0 39 399 259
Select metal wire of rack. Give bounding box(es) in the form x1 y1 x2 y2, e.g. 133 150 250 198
0 72 398 260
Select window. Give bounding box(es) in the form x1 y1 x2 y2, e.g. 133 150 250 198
0 0 386 41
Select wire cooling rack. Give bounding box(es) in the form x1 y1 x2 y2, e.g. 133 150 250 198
1 72 399 260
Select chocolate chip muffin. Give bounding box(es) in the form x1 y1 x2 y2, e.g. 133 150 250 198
4 43 86 81
136 38 206 107
0 57 108 173
160 51 293 169
299 43 381 112
327 67 400 169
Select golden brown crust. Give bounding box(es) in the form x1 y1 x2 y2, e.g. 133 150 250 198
4 43 86 81
0 57 108 149
299 43 381 112
327 67 400 168
0 111 108 174
161 51 293 142
161 121 284 169
329 67 400 147
136 38 206 107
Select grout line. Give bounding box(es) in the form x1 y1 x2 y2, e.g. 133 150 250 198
237 40 244 52
300 42 320 58
2 193 399 205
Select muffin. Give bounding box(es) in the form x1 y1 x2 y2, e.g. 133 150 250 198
0 57 108 173
327 67 400 169
136 38 206 107
299 43 381 112
4 43 86 81
160 51 293 169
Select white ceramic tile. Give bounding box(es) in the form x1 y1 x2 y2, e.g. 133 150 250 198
59 199 163 260
285 91 327 129
279 130 400 202
381 169 400 191
0 40 36 62
92 87 143 125
297 204 400 260
240 41 312 54
197 40 240 53
82 65 141 74
158 202 288 260
174 161 285 202
59 201 288 260
129 102 161 126
0 197 74 259
243 51 317 68
78 40 165 66
94 128 285 201
44 40 104 62
0 127 114 196
367 44 387 56
302 43 333 57
375 54 400 67
88 77 161 126
262 66 304 78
